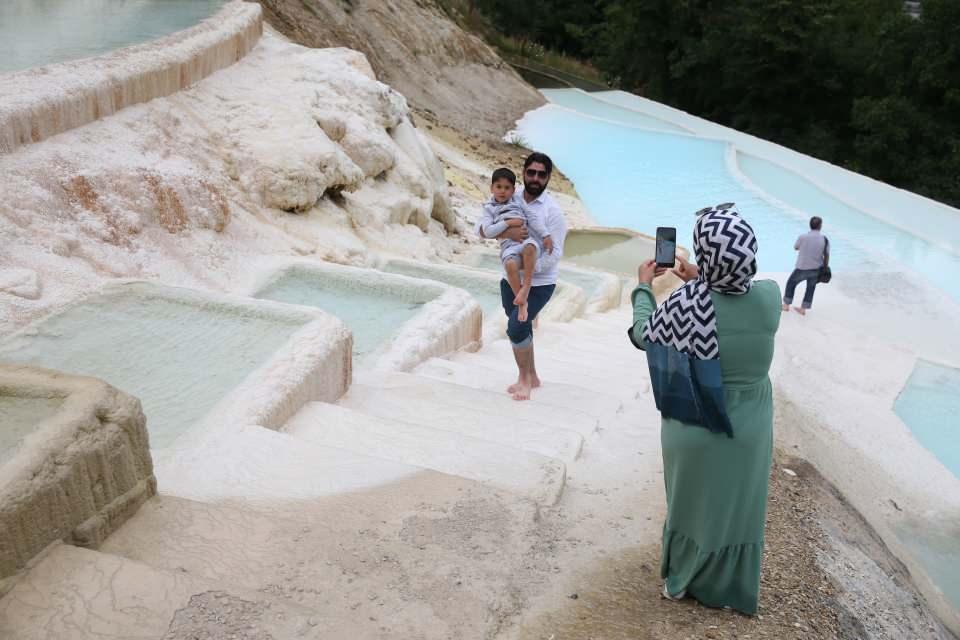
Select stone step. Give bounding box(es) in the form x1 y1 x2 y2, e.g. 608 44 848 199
356 370 601 438
413 357 624 421
571 313 635 333
154 423 426 505
478 338 650 395
99 477 544 639
340 375 589 462
449 349 644 400
534 319 639 357
0 544 318 640
285 402 566 505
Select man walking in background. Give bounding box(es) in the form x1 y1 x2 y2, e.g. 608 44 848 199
783 216 829 316
477 152 568 401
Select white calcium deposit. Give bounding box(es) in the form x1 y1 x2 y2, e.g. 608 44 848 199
0 1 263 154
0 26 462 336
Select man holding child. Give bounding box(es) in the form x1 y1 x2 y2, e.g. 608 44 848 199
476 152 567 401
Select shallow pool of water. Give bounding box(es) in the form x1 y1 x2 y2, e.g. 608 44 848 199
894 360 960 479
895 518 960 613
380 262 504 319
562 231 655 275
541 88 689 134
0 284 306 449
0 0 224 74
255 269 429 359
594 89 960 254
515 104 881 274
470 252 613 300
738 154 960 301
0 395 64 465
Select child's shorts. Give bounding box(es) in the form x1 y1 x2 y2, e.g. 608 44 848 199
501 237 541 266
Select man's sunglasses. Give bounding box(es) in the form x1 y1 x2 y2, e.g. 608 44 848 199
525 168 549 179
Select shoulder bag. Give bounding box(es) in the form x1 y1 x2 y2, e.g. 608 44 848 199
818 237 832 283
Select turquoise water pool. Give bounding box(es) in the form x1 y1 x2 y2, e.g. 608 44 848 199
379 262 503 319
470 253 613 299
0 0 224 74
0 284 307 449
891 359 960 611
516 104 880 273
895 518 960 613
254 269 429 359
895 360 960 479
517 89 960 300
738 153 960 301
542 89 689 134
594 89 960 252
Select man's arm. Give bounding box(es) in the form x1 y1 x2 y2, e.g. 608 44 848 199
794 235 802 251
535 202 567 272
523 205 551 241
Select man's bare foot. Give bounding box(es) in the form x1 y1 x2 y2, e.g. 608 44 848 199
517 302 529 322
530 373 541 389
512 382 531 401
794 306 807 316
781 304 790 312
507 379 522 394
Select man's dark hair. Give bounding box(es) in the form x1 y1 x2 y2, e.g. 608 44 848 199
524 152 553 175
810 216 823 230
491 167 516 185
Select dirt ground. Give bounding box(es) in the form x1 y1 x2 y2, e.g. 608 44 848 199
512 450 954 640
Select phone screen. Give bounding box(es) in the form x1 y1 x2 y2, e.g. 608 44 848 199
655 227 677 267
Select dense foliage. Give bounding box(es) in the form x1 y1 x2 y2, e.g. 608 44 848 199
470 0 960 207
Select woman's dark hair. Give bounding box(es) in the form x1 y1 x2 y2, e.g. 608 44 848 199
810 216 823 230
524 152 553 175
491 167 516 185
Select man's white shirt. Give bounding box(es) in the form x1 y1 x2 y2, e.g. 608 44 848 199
474 188 567 287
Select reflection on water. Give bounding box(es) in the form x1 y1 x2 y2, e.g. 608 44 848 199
0 0 225 74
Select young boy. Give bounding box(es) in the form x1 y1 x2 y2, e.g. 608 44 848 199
479 168 554 321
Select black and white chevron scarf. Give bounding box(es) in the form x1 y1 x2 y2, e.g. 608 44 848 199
642 204 758 360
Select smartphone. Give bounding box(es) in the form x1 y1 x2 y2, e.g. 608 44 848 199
655 226 677 268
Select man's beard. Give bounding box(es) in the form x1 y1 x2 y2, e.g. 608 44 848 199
524 181 546 197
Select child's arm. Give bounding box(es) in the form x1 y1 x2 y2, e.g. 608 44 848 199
477 202 510 239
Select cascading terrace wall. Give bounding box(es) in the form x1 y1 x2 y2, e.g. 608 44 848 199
0 1 262 154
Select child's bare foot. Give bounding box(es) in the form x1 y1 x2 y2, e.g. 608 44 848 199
781 304 790 312
514 285 530 308
794 306 806 316
517 302 529 322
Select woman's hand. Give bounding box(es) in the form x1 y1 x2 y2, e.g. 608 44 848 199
638 259 658 285
672 255 699 282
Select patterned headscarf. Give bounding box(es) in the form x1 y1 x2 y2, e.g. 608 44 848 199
642 203 758 361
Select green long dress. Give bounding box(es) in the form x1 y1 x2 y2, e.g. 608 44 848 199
630 279 781 615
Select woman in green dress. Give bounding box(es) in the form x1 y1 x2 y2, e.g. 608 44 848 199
628 204 781 615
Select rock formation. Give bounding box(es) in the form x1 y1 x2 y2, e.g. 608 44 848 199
257 0 545 139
